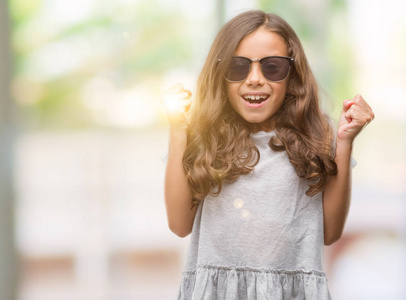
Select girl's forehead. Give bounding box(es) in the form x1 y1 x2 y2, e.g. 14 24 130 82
233 28 288 58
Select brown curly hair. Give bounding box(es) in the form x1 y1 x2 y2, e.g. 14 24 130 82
183 10 338 209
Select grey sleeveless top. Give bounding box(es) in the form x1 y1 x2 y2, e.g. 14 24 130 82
176 130 354 299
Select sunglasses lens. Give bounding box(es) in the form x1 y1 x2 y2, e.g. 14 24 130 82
225 57 292 82
226 57 250 81
261 57 290 81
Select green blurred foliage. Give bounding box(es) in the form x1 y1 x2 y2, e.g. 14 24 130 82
258 0 354 121
9 0 193 129
9 0 354 129
9 0 43 27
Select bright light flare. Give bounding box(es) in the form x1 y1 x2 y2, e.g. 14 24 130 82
162 94 184 115
161 90 191 121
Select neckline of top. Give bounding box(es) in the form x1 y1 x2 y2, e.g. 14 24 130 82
250 129 276 136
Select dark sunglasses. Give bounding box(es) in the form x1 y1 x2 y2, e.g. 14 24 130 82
224 56 294 82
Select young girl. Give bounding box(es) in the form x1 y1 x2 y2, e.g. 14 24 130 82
161 10 374 300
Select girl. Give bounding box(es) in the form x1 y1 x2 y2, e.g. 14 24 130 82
161 10 374 300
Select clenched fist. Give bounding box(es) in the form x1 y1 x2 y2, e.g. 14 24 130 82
337 94 375 145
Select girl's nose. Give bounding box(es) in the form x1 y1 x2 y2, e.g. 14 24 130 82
245 62 265 86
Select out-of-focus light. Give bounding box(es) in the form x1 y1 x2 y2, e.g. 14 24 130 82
43 0 96 28
233 198 244 209
27 37 92 80
82 79 157 128
110 89 156 128
241 209 251 220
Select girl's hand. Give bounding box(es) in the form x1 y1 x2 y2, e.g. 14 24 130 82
337 94 375 145
161 83 192 130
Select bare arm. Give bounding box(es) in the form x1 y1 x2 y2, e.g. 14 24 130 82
164 128 197 237
322 141 352 246
322 94 374 246
161 83 197 237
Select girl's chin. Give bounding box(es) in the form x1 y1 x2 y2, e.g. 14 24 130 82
243 118 274 131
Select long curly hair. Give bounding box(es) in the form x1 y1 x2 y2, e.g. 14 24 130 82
184 10 338 209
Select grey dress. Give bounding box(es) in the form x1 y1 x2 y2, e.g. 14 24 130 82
176 130 355 300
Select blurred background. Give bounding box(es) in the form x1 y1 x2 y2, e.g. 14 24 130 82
0 0 405 299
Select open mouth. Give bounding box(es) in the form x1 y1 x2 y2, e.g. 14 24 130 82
242 94 269 104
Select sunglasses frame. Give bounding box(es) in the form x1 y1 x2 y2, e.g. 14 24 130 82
224 55 295 83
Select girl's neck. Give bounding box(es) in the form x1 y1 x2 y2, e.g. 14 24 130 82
250 119 275 133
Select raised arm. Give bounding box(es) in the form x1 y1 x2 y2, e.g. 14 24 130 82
322 139 352 246
322 94 374 246
161 83 197 238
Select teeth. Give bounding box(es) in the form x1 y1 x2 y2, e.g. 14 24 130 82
243 95 268 100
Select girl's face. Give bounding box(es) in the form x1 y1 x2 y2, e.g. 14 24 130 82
226 27 289 132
